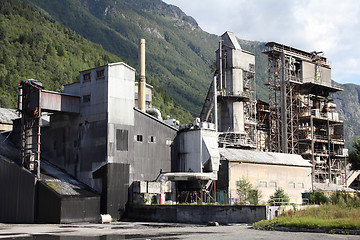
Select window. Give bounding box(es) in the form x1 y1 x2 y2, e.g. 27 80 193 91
136 135 143 142
148 136 156 143
259 181 267 188
83 73 91 82
269 181 277 188
288 182 295 188
297 183 304 189
96 69 105 80
249 64 255 72
116 129 128 151
83 94 91 103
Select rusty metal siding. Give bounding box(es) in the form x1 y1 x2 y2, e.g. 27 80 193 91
0 156 36 223
41 91 80 113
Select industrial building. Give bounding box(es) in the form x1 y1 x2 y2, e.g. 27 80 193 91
0 31 357 224
263 42 356 187
0 39 221 223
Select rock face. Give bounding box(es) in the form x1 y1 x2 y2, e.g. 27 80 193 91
333 84 360 148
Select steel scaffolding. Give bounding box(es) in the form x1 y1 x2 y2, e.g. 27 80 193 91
264 42 348 185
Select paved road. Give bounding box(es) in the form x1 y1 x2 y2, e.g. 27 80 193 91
0 222 359 240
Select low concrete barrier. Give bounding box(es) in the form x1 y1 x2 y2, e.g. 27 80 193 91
127 205 267 224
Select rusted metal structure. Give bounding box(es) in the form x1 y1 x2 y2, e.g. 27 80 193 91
18 79 80 179
263 42 350 185
19 80 43 179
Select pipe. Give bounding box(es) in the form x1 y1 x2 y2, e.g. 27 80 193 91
138 38 146 111
219 40 223 90
146 108 162 120
213 76 218 132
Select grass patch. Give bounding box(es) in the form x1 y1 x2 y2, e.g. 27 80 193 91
254 203 360 231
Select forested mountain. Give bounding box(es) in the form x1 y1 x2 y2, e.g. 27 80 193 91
0 0 192 123
1 0 359 146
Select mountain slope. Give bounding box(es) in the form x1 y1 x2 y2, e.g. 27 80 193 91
25 0 220 115
333 84 360 148
5 0 360 145
0 0 192 123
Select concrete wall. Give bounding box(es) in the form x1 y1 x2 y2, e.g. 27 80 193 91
44 62 177 220
127 205 266 224
108 63 135 126
228 162 312 204
301 61 331 86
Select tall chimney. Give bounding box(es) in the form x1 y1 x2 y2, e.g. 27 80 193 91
138 38 146 111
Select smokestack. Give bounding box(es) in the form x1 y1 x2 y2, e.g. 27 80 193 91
138 38 146 111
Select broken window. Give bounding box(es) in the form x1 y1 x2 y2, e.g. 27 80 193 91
148 136 156 143
96 69 105 80
136 135 143 142
83 72 91 82
83 94 91 103
116 129 128 151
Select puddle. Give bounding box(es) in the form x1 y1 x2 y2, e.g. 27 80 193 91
0 233 181 240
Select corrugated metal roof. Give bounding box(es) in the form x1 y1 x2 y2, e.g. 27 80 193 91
0 108 19 124
313 183 355 192
219 148 312 167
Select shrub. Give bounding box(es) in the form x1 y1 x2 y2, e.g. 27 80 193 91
236 178 262 205
308 191 329 204
268 188 290 206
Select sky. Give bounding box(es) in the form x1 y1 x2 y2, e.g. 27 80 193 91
163 0 360 85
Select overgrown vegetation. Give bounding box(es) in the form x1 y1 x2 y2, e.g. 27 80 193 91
254 191 360 231
236 178 262 205
307 191 329 204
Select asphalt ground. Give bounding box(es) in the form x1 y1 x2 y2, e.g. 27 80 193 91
0 222 359 240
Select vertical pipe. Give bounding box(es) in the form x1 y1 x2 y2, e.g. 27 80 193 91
138 38 146 111
219 40 223 91
213 76 218 132
311 116 315 189
280 50 288 153
327 119 331 183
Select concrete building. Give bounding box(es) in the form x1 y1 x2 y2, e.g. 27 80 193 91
217 149 312 204
41 62 178 218
0 60 179 223
200 31 256 148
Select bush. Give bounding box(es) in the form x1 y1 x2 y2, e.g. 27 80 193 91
308 191 329 204
236 178 261 205
268 188 290 206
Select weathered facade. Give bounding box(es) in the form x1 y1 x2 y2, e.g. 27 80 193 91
218 149 312 205
41 62 178 218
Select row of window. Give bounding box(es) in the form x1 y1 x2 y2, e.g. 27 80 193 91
115 129 172 151
255 181 304 189
83 69 105 83
135 134 156 143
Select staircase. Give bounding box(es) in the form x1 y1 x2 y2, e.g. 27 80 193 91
199 81 214 122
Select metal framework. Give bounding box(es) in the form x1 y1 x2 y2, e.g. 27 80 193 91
19 80 43 179
264 42 349 185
